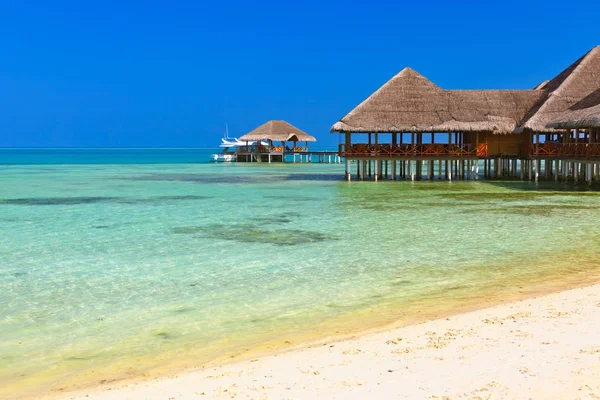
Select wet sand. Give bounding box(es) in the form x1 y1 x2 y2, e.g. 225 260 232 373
53 283 600 400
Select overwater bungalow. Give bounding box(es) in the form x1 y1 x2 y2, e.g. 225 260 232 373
545 89 600 183
236 120 317 162
332 46 600 184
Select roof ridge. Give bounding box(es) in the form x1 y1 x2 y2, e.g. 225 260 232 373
552 47 600 98
518 46 600 131
340 67 442 122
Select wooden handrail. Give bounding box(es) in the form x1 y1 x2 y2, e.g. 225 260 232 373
527 143 600 159
339 143 488 158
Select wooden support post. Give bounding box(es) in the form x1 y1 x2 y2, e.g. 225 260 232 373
345 159 351 181
520 160 524 180
428 160 434 180
468 160 472 180
362 160 366 181
455 160 459 180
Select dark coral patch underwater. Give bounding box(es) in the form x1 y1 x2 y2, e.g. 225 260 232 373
172 223 334 246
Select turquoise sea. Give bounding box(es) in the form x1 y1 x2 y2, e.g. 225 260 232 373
2 149 600 399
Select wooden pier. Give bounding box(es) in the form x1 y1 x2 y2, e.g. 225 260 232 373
337 129 600 186
236 147 342 164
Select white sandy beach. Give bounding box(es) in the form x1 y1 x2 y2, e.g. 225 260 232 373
56 283 600 400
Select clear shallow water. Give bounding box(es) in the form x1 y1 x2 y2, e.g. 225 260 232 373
2 150 600 399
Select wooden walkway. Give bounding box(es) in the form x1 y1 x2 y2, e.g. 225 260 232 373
236 151 342 163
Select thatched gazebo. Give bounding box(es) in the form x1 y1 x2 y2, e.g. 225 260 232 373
237 120 316 162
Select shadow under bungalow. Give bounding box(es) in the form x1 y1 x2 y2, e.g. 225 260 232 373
332 46 600 185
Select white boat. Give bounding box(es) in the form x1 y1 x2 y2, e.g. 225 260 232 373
211 126 240 162
210 126 267 162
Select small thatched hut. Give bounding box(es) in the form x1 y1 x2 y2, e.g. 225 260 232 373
239 120 316 143
237 120 316 162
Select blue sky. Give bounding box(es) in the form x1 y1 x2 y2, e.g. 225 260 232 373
0 0 599 148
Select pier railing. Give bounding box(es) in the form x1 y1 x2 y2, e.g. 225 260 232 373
236 145 310 154
339 143 488 158
527 143 600 159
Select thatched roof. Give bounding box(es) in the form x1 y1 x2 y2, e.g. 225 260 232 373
331 68 542 134
517 46 600 132
547 88 600 128
239 120 316 142
533 80 549 90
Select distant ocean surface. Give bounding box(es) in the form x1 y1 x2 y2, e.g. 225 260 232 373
2 148 600 399
0 147 339 165
1 148 308 165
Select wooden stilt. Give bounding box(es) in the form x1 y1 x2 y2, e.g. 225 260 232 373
520 160 524 180
345 159 351 181
428 160 434 180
